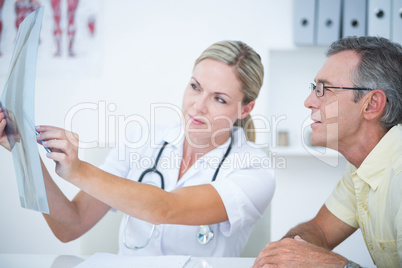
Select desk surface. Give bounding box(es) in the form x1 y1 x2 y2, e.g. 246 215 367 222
0 254 255 268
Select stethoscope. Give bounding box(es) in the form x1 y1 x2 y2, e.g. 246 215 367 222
123 134 233 250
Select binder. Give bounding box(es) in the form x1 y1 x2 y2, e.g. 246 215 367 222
294 0 317 45
342 0 367 38
316 0 342 45
392 0 402 43
368 0 391 38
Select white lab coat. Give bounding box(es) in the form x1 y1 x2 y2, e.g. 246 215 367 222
99 124 275 257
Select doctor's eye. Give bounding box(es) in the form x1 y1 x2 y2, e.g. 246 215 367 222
191 83 200 91
215 96 227 104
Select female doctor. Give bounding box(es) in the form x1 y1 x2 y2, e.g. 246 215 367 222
0 40 275 256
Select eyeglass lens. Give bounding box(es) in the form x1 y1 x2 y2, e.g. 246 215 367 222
310 83 324 97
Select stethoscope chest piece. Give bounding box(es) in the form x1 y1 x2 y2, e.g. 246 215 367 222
197 225 214 245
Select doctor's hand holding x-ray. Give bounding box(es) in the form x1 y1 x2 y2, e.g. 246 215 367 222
0 109 11 151
0 40 275 257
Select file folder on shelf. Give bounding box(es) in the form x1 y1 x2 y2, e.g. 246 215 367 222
342 0 367 38
392 0 402 44
294 0 317 45
316 0 342 45
368 0 391 38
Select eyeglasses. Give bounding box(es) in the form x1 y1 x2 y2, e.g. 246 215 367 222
310 82 373 97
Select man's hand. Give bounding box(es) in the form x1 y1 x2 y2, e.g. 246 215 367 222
253 236 348 268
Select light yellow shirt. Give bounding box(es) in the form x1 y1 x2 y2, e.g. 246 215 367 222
326 124 402 268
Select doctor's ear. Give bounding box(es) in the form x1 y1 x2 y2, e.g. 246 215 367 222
363 89 387 121
239 101 255 119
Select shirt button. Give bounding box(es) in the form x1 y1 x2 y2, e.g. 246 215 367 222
369 243 374 250
363 204 368 211
380 242 386 250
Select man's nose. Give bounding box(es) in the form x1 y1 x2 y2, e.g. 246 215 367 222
304 90 319 110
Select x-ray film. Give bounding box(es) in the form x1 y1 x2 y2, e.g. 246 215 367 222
0 7 49 214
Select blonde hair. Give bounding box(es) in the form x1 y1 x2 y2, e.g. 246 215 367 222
194 40 264 142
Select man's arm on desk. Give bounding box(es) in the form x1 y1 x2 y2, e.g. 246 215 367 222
253 205 356 268
283 205 357 249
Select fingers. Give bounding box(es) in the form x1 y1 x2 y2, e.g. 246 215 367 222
253 242 281 268
254 264 275 268
0 116 5 132
46 151 66 163
294 235 306 243
0 109 6 130
41 139 71 154
253 239 306 268
35 126 80 162
0 110 11 151
35 125 65 140
35 125 79 147
35 126 82 181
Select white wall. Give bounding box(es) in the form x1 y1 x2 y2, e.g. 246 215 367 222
0 0 374 266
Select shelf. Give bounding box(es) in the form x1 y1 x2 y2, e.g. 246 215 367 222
270 146 340 157
268 145 343 167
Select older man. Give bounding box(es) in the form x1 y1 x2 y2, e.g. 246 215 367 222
254 36 402 268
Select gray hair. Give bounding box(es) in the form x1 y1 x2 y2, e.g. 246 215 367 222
194 40 264 142
326 36 402 129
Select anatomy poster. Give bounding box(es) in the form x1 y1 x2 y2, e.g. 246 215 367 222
0 0 102 77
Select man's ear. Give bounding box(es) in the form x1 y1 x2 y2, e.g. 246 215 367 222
240 101 255 119
363 89 387 121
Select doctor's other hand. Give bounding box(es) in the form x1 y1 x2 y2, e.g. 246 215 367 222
252 236 348 268
0 108 11 151
35 125 82 182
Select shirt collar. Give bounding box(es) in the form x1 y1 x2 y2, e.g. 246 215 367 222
198 127 246 165
198 133 232 165
355 124 402 190
163 123 185 149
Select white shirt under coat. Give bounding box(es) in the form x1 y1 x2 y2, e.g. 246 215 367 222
99 124 275 257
